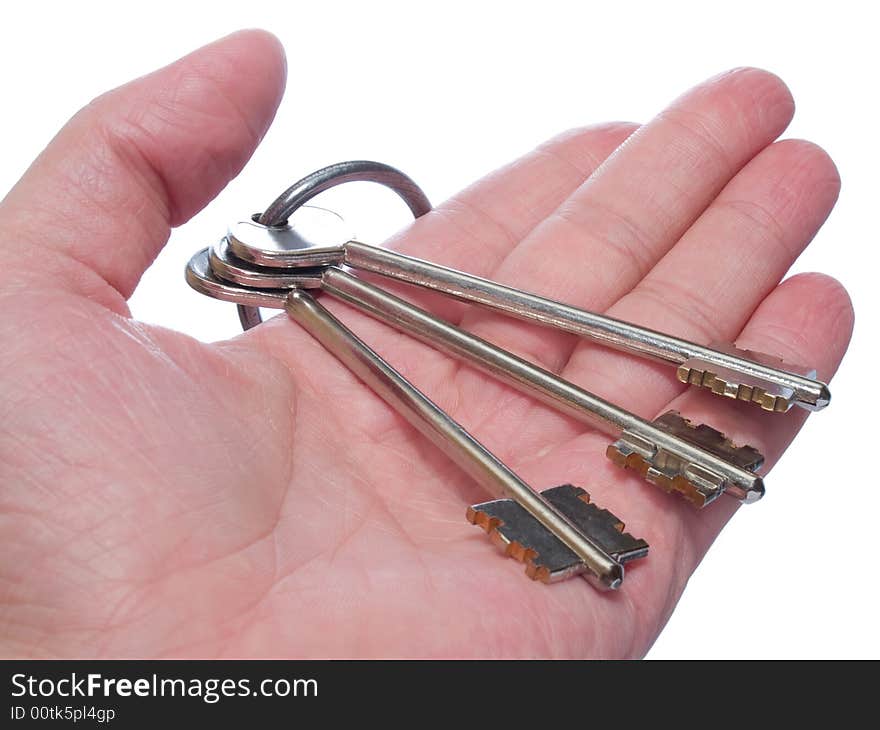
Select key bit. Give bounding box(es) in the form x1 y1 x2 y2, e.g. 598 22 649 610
607 410 763 507
467 485 648 582
677 342 824 413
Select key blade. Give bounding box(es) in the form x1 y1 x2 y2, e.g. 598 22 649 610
677 342 819 413
466 485 647 583
606 410 763 507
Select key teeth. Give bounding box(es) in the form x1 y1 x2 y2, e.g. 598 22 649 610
606 442 710 507
465 505 498 533
678 342 818 412
607 409 764 507
466 505 555 582
676 363 790 412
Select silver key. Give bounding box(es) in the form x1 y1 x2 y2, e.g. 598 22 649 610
190 259 649 587
190 248 765 507
226 206 829 413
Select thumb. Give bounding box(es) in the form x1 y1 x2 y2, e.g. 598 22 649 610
0 29 286 308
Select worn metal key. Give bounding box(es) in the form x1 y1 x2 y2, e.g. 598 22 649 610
187 258 648 587
227 201 828 413
191 247 765 507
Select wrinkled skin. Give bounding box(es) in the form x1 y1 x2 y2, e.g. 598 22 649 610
0 31 853 658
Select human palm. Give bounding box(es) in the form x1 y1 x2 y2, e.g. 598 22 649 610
0 32 852 658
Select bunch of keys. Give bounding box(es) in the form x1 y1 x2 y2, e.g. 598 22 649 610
185 161 831 589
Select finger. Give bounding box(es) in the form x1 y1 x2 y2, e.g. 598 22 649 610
368 123 638 323
561 139 841 415
458 68 796 372
0 30 286 307
656 272 854 570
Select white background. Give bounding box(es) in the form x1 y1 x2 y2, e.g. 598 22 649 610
1 1 876 658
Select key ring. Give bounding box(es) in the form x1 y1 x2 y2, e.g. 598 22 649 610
237 160 432 330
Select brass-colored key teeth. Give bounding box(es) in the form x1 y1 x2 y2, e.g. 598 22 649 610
466 504 501 533
676 364 791 412
678 343 817 413
605 444 709 507
467 485 648 583
466 504 552 582
653 410 764 472
607 411 762 506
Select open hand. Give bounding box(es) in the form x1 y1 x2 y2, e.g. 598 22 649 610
0 31 852 657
